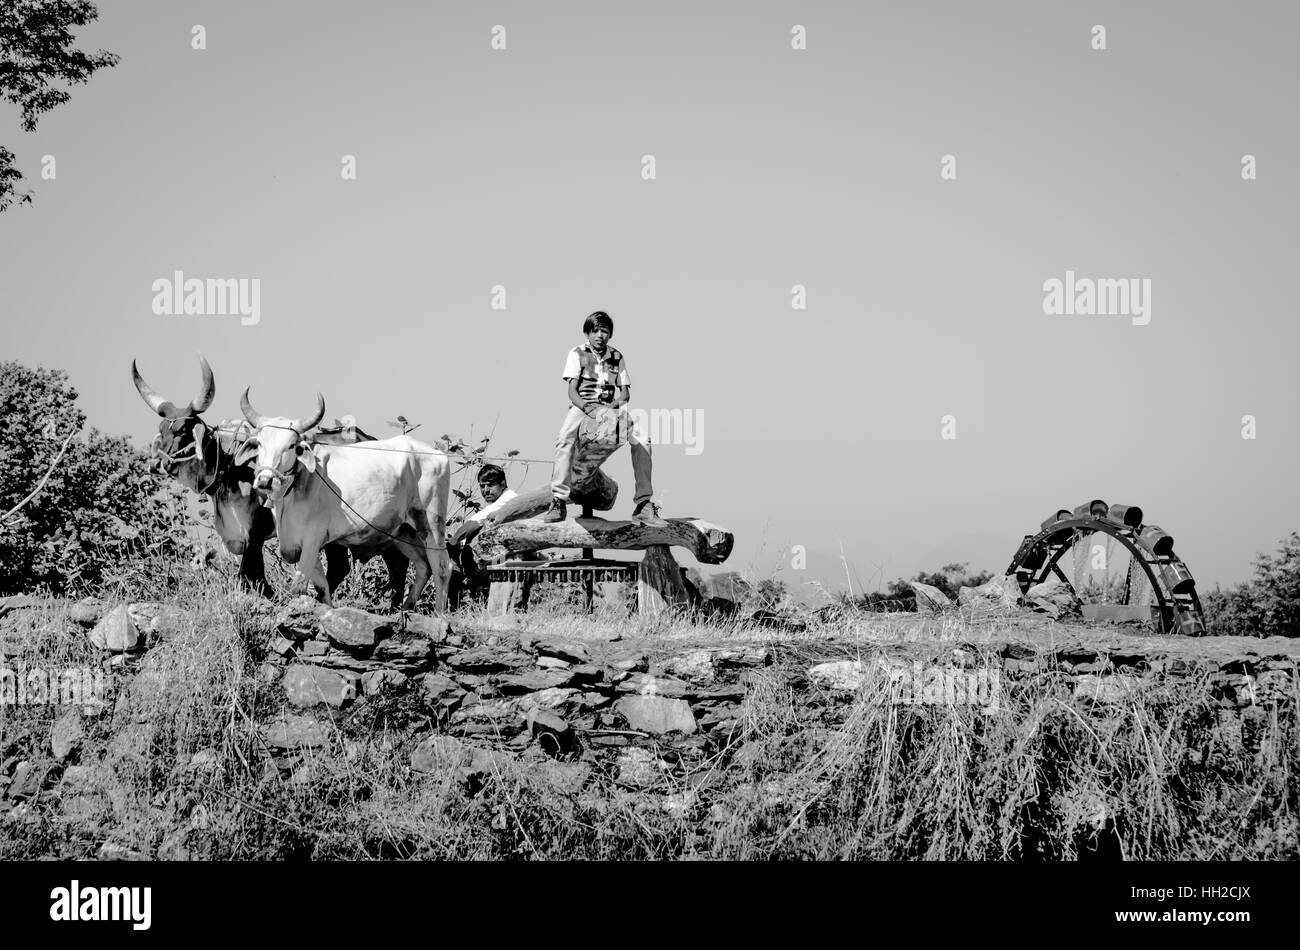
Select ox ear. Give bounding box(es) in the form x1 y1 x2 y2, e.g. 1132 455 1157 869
295 442 317 473
233 438 259 468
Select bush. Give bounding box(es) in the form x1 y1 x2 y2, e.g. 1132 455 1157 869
837 562 994 612
0 361 184 595
1203 532 1300 638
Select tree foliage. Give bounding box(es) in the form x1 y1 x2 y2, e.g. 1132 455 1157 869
1203 532 1300 637
0 361 182 595
835 561 994 612
0 0 118 212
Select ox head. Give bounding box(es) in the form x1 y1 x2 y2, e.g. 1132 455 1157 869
132 357 217 486
238 388 326 496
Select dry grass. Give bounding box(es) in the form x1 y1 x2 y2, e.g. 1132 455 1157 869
1 568 1297 861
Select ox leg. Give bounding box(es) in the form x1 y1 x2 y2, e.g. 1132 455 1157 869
294 536 332 606
240 507 275 598
404 510 446 613
421 512 450 615
380 544 410 612
324 544 351 599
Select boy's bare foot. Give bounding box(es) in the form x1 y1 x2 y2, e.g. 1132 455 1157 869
631 500 666 527
541 499 567 524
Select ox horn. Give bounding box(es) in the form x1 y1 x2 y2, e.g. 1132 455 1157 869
190 356 216 414
296 393 326 433
240 388 267 429
132 360 185 418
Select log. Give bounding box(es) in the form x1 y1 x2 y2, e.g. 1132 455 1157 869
487 471 618 525
485 406 628 524
472 517 734 566
637 545 691 616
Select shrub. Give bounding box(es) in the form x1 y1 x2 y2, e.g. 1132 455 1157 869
1204 532 1300 637
836 562 994 612
0 361 184 595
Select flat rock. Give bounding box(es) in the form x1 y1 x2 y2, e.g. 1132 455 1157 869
514 687 579 712
411 735 470 774
283 664 359 708
910 581 952 614
51 709 84 762
661 650 718 685
0 595 38 618
808 660 867 692
532 761 591 795
96 842 148 862
261 714 328 750
569 664 603 684
496 668 575 693
525 708 574 754
371 635 436 667
615 747 664 788
1026 579 1083 620
1074 674 1144 704
87 605 140 653
519 632 591 664
713 647 773 668
399 614 452 642
320 606 392 650
615 695 697 735
958 576 1022 611
614 673 691 699
607 650 649 674
443 647 528 674
276 595 326 638
7 761 42 800
420 673 466 707
361 669 409 696
449 701 519 727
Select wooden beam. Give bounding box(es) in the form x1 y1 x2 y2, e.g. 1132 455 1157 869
472 517 734 566
486 472 618 526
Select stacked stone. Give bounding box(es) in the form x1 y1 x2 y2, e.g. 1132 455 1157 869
250 597 774 784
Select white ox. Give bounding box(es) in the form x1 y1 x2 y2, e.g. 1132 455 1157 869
237 389 451 612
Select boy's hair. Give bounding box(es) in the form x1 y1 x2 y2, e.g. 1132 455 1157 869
477 464 506 487
583 311 614 335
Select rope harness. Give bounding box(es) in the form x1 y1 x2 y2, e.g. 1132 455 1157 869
153 417 225 495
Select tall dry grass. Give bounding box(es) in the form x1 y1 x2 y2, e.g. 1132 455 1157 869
2 567 1297 860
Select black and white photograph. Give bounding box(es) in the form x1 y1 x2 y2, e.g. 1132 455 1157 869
0 0 1293 932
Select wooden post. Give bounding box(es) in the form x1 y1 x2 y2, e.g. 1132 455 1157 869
486 576 530 618
582 503 594 612
637 545 691 616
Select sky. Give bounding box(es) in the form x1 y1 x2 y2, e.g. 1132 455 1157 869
1 0 1297 599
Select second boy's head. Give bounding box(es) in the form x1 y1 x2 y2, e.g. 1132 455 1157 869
583 311 613 352
477 464 507 504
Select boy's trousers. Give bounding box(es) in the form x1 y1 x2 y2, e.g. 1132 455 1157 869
551 404 653 506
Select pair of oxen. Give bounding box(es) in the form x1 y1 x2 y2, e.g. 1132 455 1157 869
132 358 450 611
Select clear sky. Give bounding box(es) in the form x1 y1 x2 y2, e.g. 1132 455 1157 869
2 1 1297 598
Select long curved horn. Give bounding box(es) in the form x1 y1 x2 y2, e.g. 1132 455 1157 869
132 360 183 418
240 388 267 428
296 393 326 433
189 356 216 414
